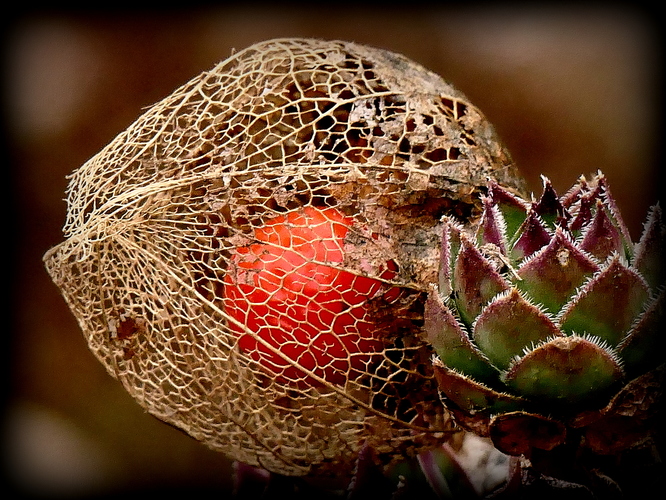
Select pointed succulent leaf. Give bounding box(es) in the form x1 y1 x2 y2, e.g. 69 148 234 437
569 176 603 237
489 411 567 455
504 336 624 405
533 176 568 229
560 174 590 209
597 175 634 259
438 217 464 298
476 195 508 254
488 180 529 240
473 289 563 371
517 228 599 313
510 210 552 261
633 203 665 290
424 289 499 384
414 444 481 499
566 174 607 235
578 200 624 262
453 234 510 326
569 190 597 236
559 255 650 347
432 359 525 415
415 447 454 499
617 290 665 377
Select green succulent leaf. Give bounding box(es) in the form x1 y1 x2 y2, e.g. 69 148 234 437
561 174 592 209
488 180 529 240
476 195 508 254
578 200 624 262
429 172 663 441
617 290 665 377
633 203 665 290
432 359 525 415
597 176 634 259
438 218 464 299
533 176 567 229
453 235 509 326
568 190 597 237
510 210 551 261
559 255 650 347
516 228 599 314
504 336 624 405
415 446 461 499
424 289 499 384
473 289 563 371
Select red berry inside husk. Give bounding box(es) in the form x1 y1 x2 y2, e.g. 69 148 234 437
223 206 396 388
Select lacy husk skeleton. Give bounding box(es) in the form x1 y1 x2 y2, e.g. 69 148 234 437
44 38 525 478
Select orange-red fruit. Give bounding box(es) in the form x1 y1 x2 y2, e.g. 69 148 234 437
223 206 395 388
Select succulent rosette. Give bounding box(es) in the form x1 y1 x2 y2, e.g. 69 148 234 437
425 172 665 458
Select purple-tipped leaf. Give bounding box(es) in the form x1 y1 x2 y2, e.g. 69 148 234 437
473 289 563 370
517 228 599 313
476 195 508 254
510 210 552 261
433 358 525 415
597 175 634 259
504 336 624 404
419 444 479 499
558 255 650 347
416 448 454 498
560 175 590 210
578 200 624 262
617 290 665 377
453 234 510 326
488 180 529 239
424 289 499 384
633 203 665 290
438 218 463 298
533 176 568 229
569 188 600 235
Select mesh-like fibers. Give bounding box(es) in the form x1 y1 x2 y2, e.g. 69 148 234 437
44 38 524 477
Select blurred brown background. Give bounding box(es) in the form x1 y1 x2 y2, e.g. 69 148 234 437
4 5 662 497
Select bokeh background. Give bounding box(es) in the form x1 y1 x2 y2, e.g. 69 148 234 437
4 5 662 497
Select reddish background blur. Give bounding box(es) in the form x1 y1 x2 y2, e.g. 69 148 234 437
4 6 662 497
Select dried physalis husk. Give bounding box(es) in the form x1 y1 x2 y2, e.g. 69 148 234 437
44 38 525 478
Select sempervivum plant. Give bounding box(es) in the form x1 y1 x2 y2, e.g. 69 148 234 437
425 172 664 488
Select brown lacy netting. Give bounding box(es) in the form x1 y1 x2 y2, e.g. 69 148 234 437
43 38 525 477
